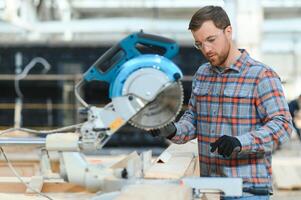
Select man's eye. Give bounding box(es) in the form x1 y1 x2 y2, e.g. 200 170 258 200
207 38 216 43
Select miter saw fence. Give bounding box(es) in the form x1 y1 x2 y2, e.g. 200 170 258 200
75 32 184 143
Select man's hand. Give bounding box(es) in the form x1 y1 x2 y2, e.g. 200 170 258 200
210 135 242 157
149 122 177 139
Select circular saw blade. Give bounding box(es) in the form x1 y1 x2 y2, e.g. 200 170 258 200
129 81 183 130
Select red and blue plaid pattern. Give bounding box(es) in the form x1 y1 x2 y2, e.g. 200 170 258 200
172 49 293 190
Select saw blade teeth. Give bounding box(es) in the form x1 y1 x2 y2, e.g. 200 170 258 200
129 81 184 131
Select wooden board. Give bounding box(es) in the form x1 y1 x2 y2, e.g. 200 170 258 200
273 157 301 190
144 140 198 179
144 156 194 179
185 157 199 177
110 152 139 169
157 140 198 159
0 162 40 177
0 192 94 200
0 177 86 193
26 176 44 193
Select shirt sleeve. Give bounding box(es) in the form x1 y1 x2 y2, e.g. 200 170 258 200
170 78 198 144
236 69 293 154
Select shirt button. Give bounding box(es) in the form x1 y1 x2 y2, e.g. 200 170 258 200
211 129 215 134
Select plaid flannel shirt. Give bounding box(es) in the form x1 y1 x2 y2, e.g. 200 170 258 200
171 49 293 191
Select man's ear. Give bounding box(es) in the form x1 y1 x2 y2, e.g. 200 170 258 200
224 25 232 40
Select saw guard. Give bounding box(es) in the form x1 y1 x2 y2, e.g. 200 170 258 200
110 54 182 98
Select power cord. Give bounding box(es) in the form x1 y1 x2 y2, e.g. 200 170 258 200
0 147 54 200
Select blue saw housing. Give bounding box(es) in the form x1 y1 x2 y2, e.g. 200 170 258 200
83 32 183 98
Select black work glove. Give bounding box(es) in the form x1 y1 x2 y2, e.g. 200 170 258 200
210 135 242 157
149 122 177 139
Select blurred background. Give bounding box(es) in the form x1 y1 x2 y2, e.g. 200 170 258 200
0 0 300 148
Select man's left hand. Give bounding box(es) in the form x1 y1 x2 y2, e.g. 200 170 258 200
210 135 242 157
148 122 177 139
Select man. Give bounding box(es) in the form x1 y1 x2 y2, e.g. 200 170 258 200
288 94 301 139
151 6 293 200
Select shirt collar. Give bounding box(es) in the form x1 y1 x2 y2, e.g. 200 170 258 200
229 49 249 72
211 49 249 73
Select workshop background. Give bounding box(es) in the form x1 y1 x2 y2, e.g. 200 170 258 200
0 0 301 199
1 0 301 147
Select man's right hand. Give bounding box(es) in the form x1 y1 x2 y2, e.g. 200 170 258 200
149 122 177 139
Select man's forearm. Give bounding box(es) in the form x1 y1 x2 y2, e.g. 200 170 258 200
170 117 197 144
236 115 293 154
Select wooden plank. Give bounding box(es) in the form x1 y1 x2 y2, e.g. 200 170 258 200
0 162 39 177
144 155 194 179
0 194 46 200
158 139 198 158
110 152 139 169
26 176 44 193
0 193 94 200
0 177 86 193
144 140 198 179
199 190 221 200
194 156 200 176
156 151 172 163
114 184 192 200
273 165 301 189
273 157 301 189
184 157 198 177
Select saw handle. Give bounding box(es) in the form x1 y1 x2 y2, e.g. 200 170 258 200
83 32 179 82
91 32 178 75
83 43 127 82
92 44 125 73
133 32 179 59
137 32 176 44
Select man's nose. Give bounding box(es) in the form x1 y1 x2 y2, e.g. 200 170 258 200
202 44 212 53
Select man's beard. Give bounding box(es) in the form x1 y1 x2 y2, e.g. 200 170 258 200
208 54 227 66
207 43 230 67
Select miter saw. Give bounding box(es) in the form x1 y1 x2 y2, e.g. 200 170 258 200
0 31 184 192
42 32 184 191
68 31 184 152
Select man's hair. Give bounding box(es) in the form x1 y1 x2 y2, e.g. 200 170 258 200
188 6 231 31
